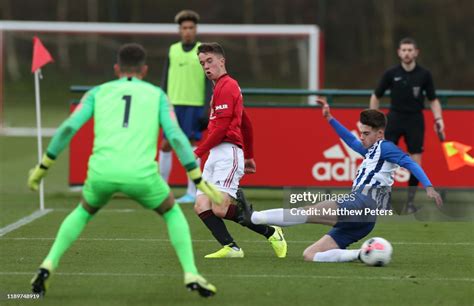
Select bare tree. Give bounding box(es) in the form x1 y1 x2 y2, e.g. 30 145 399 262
2 0 21 81
87 0 99 67
57 0 70 69
374 0 395 68
274 0 290 78
357 2 372 65
243 0 264 80
129 2 143 49
451 0 469 64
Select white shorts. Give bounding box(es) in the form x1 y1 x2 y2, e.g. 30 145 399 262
196 142 244 199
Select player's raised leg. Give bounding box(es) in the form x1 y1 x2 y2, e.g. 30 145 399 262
239 194 376 263
246 200 338 227
212 145 286 257
235 189 287 258
195 143 287 258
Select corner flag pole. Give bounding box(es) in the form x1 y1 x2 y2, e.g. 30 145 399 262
31 36 53 211
34 69 45 210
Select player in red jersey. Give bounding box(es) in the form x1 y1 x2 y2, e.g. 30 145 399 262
194 42 287 258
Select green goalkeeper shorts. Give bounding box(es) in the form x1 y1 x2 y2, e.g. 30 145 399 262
82 173 171 210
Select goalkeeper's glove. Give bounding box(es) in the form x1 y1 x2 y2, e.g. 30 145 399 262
187 168 223 204
28 154 55 191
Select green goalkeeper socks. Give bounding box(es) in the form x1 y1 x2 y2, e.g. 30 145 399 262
41 204 93 271
163 204 198 275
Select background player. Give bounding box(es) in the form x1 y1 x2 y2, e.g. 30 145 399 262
159 10 212 203
193 42 287 259
369 37 445 213
28 43 221 297
237 98 442 263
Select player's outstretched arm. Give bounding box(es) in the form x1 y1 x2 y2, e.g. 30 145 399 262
27 89 96 191
159 93 223 204
316 97 333 121
425 186 443 207
316 98 367 156
380 141 443 207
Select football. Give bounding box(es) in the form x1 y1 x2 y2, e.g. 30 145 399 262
360 237 393 266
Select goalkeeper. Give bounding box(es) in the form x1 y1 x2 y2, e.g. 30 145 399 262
28 43 221 298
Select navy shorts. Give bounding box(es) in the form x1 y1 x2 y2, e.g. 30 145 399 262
165 105 205 141
327 191 376 249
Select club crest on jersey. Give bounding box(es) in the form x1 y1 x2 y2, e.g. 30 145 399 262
215 104 228 110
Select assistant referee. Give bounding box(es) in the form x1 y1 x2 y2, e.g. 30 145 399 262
369 37 445 213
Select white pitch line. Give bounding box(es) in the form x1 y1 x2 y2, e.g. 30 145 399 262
0 237 472 246
390 242 474 246
52 208 137 213
0 209 53 237
0 127 57 137
0 271 472 283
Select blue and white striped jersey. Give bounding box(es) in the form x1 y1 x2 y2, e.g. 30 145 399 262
352 139 398 190
329 118 432 191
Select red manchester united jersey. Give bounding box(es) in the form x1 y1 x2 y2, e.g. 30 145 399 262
194 74 244 157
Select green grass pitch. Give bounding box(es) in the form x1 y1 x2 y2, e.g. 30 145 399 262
0 137 473 306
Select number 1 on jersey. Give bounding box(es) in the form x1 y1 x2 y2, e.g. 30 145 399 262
122 95 132 127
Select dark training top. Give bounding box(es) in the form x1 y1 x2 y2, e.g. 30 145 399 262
374 64 437 113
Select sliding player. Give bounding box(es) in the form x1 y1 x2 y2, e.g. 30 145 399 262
237 98 442 263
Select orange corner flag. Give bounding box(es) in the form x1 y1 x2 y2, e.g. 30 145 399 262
31 36 53 73
442 141 474 171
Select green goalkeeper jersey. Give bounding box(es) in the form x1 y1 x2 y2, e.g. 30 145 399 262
46 76 197 182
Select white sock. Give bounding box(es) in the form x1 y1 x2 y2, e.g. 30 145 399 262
313 249 360 262
185 152 199 196
159 151 172 182
251 208 308 227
